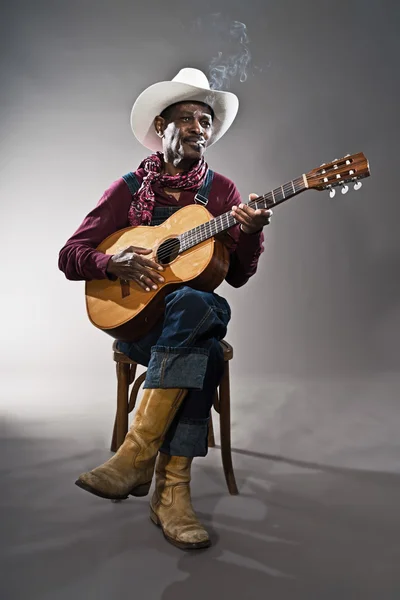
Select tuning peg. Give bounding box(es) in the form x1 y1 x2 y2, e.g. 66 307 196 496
329 188 336 198
341 185 349 194
354 181 362 191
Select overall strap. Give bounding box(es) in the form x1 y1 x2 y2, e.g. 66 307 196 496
121 172 140 196
194 169 214 206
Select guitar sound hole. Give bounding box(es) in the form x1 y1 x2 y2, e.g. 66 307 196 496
157 238 181 265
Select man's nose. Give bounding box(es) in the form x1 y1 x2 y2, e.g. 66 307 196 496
189 119 203 134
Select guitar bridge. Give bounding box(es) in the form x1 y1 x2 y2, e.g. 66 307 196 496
120 279 130 298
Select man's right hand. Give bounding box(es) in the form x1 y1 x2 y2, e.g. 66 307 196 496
106 246 164 292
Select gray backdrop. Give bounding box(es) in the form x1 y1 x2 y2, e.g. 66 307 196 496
1 1 400 597
1 0 398 465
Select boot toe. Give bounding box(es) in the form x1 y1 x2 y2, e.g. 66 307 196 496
177 526 210 546
77 470 103 488
75 470 128 500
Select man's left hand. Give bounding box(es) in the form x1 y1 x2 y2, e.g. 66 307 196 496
231 193 273 234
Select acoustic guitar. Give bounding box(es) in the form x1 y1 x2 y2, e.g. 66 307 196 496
85 152 370 341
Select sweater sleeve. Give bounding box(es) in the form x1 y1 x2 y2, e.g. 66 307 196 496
58 178 132 281
222 180 265 288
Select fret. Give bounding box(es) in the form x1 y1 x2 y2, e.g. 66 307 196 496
283 182 292 196
294 176 303 192
281 185 286 199
274 187 284 203
263 192 274 210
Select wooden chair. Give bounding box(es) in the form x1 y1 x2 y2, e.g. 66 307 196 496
110 339 239 495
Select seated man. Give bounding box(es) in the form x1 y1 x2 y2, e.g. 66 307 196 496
58 68 272 550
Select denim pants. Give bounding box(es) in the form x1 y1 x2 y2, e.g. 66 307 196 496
117 286 231 457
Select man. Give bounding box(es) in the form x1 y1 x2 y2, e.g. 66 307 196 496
59 68 272 550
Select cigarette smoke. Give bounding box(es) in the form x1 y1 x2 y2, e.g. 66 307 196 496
193 13 253 91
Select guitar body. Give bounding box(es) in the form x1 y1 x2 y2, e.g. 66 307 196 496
85 204 230 342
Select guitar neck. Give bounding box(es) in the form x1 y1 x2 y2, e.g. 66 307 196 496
179 175 307 252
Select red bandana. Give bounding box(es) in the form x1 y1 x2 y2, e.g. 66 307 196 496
128 152 208 226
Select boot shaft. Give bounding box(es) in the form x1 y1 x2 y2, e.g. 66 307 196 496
117 388 188 467
133 388 187 441
155 453 193 485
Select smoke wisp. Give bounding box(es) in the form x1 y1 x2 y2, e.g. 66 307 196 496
193 13 254 91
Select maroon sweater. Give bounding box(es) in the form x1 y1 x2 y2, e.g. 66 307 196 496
58 169 264 288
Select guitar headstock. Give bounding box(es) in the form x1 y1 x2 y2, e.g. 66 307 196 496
306 152 370 197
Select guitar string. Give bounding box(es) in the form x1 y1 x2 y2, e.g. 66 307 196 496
144 166 363 265
153 198 265 264
155 166 364 263
153 184 299 264
153 181 301 264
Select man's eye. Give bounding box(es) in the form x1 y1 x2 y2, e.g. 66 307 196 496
202 122 211 128
182 117 190 122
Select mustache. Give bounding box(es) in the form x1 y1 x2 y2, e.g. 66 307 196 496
184 137 206 146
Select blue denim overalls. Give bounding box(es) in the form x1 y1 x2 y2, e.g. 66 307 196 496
117 171 231 457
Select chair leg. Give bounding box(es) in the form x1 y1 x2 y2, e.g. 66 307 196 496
112 362 130 452
110 418 118 452
208 411 216 448
219 362 239 495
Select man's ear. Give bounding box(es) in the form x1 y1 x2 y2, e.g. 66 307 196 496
154 116 165 138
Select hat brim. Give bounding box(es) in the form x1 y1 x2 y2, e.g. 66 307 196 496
130 81 239 152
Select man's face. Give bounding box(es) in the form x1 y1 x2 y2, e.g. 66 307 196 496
155 102 214 163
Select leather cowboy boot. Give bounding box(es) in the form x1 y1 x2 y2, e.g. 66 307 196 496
150 453 211 550
75 388 187 500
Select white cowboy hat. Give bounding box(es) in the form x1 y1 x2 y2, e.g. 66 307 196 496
130 67 239 152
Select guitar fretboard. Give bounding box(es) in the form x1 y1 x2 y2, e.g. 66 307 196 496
179 176 306 252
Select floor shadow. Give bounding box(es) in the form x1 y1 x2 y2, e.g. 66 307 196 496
215 443 400 482
162 450 400 600
1 419 399 600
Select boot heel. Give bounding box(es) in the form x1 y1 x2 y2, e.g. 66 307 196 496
150 507 161 527
130 481 151 497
